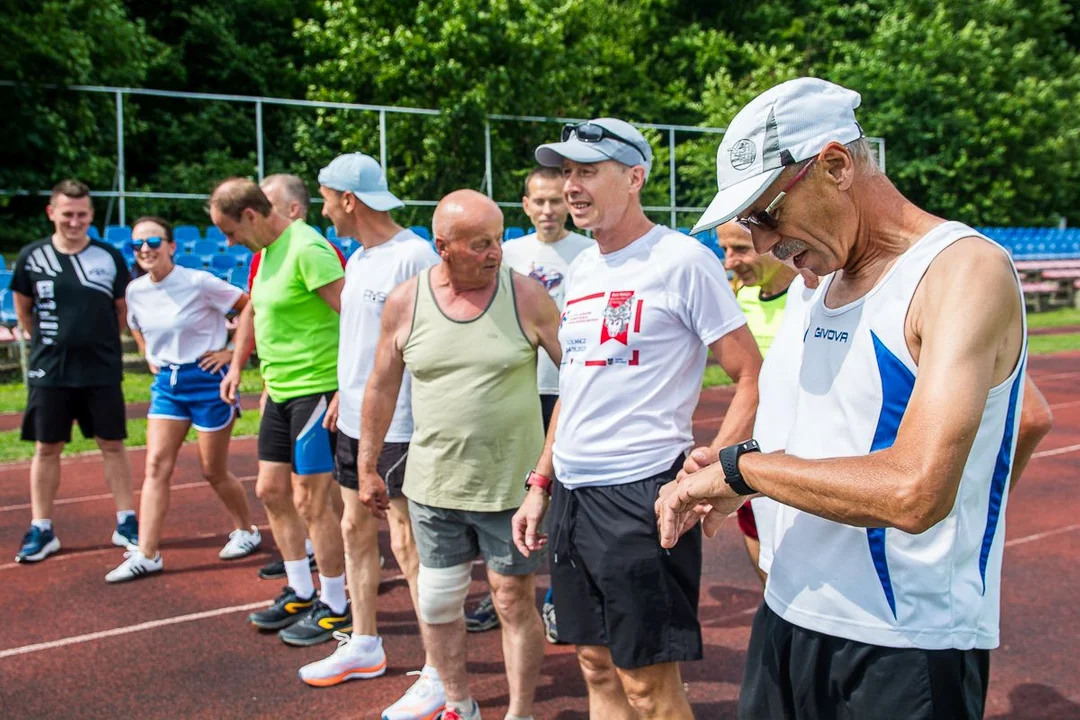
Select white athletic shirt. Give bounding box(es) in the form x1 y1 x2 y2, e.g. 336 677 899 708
336 230 439 441
749 273 824 575
554 225 746 488
501 231 594 394
126 265 242 367
765 222 1027 650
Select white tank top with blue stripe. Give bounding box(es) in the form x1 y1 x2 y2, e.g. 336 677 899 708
764 221 1026 650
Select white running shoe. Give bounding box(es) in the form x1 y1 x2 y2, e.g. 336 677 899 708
441 700 482 720
298 632 387 687
382 665 446 720
105 550 163 583
219 526 262 560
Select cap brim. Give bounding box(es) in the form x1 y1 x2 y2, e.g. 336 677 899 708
690 168 783 235
535 141 612 167
355 190 404 212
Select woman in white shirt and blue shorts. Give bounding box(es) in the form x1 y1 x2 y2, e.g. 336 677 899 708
106 216 261 582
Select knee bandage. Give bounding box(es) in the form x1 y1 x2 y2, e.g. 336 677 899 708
417 562 473 625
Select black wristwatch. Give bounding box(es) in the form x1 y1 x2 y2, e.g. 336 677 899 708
719 439 761 496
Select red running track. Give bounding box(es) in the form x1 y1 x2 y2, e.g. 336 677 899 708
1 353 1078 719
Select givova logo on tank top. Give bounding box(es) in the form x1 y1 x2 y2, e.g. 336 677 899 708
560 290 644 367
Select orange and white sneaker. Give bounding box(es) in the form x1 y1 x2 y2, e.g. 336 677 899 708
298 632 387 687
381 665 446 720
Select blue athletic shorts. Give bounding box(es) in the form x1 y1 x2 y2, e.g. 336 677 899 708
147 363 238 432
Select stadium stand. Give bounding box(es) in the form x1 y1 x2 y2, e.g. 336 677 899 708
176 254 204 270
210 254 237 273
205 226 227 247
410 225 431 241
105 225 132 247
174 225 202 245
504 226 525 241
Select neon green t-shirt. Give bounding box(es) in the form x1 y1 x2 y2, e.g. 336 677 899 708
252 220 344 401
737 284 788 356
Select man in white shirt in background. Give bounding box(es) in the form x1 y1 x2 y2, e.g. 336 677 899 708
465 166 593 642
296 154 444 709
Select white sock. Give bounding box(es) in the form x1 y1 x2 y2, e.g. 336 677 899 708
422 663 440 681
284 559 315 599
304 538 314 556
447 697 476 714
350 633 380 652
31 518 52 532
319 573 347 615
116 510 135 524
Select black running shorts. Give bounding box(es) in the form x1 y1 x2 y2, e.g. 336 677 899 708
739 602 990 719
22 385 127 443
334 431 408 499
257 391 337 475
549 454 702 669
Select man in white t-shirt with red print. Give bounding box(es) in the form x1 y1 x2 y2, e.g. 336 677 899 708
512 118 762 720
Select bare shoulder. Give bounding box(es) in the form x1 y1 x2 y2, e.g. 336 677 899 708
922 236 1018 304
510 269 554 314
384 275 420 330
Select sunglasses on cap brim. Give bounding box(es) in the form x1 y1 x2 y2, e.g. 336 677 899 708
562 122 647 162
131 237 165 250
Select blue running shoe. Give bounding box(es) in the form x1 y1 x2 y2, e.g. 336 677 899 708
112 515 139 549
464 593 499 633
16 525 61 563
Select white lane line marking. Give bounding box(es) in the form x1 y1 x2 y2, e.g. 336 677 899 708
0 602 270 659
1005 523 1080 548
0 475 256 513
1048 399 1080 411
1030 370 1080 382
1031 443 1080 459
0 569 413 659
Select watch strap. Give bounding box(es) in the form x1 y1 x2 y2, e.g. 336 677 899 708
719 440 759 496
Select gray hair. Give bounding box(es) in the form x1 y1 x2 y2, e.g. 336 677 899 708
260 173 310 215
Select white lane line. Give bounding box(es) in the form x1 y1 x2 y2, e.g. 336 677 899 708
1031 443 1080 459
0 569 413 659
1005 523 1080 548
1030 370 1080 382
1048 399 1080 411
0 475 256 513
0 602 270 659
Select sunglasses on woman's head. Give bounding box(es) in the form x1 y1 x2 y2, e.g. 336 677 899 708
131 237 164 251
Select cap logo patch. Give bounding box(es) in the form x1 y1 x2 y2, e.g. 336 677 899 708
729 139 756 171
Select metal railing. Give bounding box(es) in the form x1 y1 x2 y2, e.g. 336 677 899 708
1 82 885 230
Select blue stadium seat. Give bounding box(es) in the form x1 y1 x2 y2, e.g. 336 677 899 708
410 226 431 241
676 226 691 235
228 245 252 263
0 271 11 291
0 290 16 324
205 226 227 246
174 225 202 245
87 226 101 240
309 225 326 237
105 225 131 247
0 255 6 272
504 226 525 241
210 255 236 273
227 268 248 292
177 254 204 270
211 267 231 281
191 239 219 261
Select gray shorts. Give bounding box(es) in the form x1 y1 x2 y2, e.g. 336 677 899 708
408 499 544 576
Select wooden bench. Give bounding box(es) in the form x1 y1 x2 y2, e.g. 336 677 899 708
1023 281 1060 312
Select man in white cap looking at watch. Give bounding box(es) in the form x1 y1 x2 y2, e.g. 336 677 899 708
657 77 1053 719
512 118 762 719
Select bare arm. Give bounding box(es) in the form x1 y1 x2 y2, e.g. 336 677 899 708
1010 374 1053 490
706 324 762 450
229 301 256 369
315 277 345 315
13 292 32 337
513 273 563 367
661 241 1025 543
357 279 414 474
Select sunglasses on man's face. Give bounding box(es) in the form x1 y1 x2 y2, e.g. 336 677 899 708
131 237 165 251
737 159 816 232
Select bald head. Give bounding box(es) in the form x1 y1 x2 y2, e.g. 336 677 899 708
432 190 503 243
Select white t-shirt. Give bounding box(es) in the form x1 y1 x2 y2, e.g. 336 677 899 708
126 265 243 367
501 231 594 394
749 273 823 575
554 225 747 488
336 230 439 441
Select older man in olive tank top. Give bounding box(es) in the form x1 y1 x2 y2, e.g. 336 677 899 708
357 190 562 720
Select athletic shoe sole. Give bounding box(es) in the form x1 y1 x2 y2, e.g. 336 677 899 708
300 659 387 687
15 536 61 563
465 617 499 633
279 623 353 647
106 563 163 583
250 612 308 631
219 538 261 560
382 708 445 720
111 530 137 549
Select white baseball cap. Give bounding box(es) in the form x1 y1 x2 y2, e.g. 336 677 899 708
692 78 864 235
535 118 653 180
318 152 404 211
